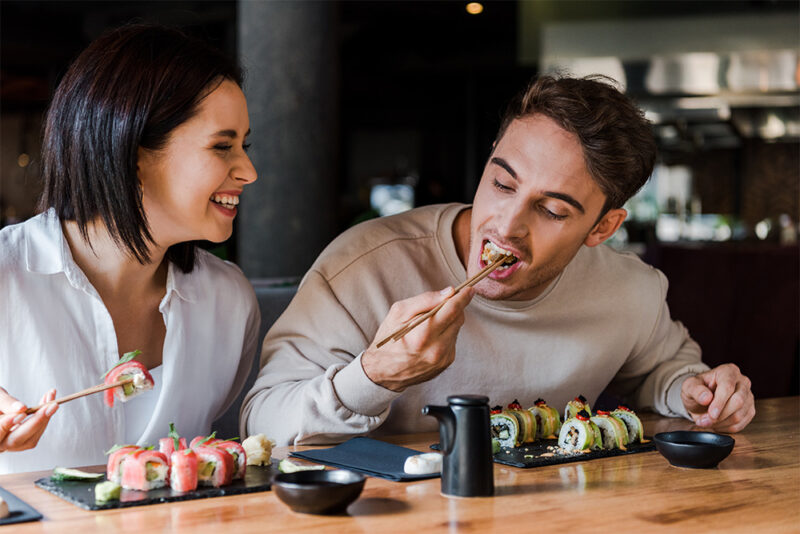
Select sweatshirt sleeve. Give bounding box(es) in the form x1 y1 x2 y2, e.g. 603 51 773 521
608 269 710 419
240 269 402 446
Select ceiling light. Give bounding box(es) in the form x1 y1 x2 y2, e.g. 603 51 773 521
466 2 483 15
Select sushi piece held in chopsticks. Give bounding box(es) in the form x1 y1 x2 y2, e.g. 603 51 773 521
558 410 602 452
120 449 170 491
528 398 562 439
102 351 154 408
591 411 629 450
611 405 649 444
490 406 520 448
564 395 592 421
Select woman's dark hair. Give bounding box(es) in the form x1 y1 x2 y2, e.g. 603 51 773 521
495 74 657 216
38 24 243 273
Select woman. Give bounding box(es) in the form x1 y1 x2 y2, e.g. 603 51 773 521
0 24 260 473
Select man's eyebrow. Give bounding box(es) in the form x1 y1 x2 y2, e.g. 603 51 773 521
490 157 517 180
543 191 585 214
210 129 251 138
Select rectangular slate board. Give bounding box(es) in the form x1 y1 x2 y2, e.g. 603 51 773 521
34 460 278 511
0 486 42 526
432 438 655 468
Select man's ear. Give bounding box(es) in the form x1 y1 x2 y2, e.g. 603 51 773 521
584 208 627 247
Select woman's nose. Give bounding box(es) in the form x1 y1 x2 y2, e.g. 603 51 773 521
234 153 258 184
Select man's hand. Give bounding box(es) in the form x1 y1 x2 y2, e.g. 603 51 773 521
361 286 475 392
0 387 58 452
681 364 755 432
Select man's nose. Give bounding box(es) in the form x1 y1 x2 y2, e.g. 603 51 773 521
495 201 529 239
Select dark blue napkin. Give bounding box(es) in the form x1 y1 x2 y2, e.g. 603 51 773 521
290 437 440 482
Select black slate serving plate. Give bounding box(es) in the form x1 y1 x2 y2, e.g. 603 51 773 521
432 438 655 468
34 460 278 511
0 486 42 526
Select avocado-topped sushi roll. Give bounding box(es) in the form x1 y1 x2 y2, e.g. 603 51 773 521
591 411 629 450
106 445 139 484
611 405 647 444
194 445 234 487
564 395 592 421
490 406 520 448
506 400 537 444
170 449 199 492
528 398 561 439
120 449 169 491
558 410 601 451
103 352 154 408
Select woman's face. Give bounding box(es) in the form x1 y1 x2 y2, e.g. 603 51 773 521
137 79 257 247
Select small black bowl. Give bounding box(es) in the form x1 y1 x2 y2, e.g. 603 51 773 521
272 469 366 514
654 431 735 469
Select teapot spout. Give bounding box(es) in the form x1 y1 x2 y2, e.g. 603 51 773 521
422 404 456 455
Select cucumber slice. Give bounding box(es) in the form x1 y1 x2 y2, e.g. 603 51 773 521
278 459 325 473
51 467 105 482
95 481 121 502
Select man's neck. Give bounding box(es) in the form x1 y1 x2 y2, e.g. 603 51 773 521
61 220 168 299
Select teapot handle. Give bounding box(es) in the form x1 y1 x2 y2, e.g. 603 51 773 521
422 405 456 455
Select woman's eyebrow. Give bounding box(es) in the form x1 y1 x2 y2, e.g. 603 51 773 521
210 128 251 138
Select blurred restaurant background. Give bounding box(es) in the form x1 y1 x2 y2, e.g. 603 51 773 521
1 1 798 399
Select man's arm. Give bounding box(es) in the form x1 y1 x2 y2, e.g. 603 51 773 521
241 269 473 446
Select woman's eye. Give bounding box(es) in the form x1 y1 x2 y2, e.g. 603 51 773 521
242 143 251 152
493 179 512 192
214 144 233 151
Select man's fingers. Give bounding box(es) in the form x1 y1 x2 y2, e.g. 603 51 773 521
681 375 714 412
3 404 56 451
389 288 454 323
706 366 741 421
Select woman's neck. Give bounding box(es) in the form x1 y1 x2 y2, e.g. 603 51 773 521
61 219 168 299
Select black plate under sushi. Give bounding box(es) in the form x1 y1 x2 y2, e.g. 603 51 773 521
432 439 655 468
34 460 278 511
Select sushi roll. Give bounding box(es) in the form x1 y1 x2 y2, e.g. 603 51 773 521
170 449 199 492
591 411 629 450
212 440 247 480
190 432 219 449
490 406 520 448
564 395 592 421
558 410 602 451
159 423 189 464
106 445 140 484
506 400 537 444
611 405 647 444
103 355 154 408
120 449 170 491
193 445 234 487
528 398 562 439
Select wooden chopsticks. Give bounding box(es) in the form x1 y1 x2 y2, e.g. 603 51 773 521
23 378 133 415
376 254 513 348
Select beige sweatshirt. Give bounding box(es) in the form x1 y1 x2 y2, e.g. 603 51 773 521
242 203 708 446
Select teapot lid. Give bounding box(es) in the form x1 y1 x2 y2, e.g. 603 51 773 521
447 394 489 406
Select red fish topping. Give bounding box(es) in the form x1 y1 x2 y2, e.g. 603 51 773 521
534 398 546 406
490 405 503 415
507 399 523 410
617 405 633 412
576 409 590 421
596 410 610 415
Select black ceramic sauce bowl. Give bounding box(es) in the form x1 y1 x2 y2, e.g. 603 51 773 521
653 431 735 469
272 469 366 514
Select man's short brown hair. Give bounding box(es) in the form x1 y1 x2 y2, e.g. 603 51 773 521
496 74 657 215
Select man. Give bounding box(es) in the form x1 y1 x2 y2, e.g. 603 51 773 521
242 75 754 446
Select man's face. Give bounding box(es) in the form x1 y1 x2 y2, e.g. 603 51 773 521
465 114 610 301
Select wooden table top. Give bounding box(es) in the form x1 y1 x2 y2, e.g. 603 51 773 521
2 396 798 533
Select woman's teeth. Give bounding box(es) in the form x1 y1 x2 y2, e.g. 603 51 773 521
211 194 239 208
481 240 518 269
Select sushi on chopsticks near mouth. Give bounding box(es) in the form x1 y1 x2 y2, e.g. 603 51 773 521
558 410 602 452
505 400 537 444
102 351 154 408
527 398 562 439
611 405 649 444
490 405 520 448
564 395 592 421
590 411 629 450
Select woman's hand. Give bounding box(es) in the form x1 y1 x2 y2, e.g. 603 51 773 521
0 387 58 452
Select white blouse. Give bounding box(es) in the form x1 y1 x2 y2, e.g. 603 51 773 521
0 211 261 474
